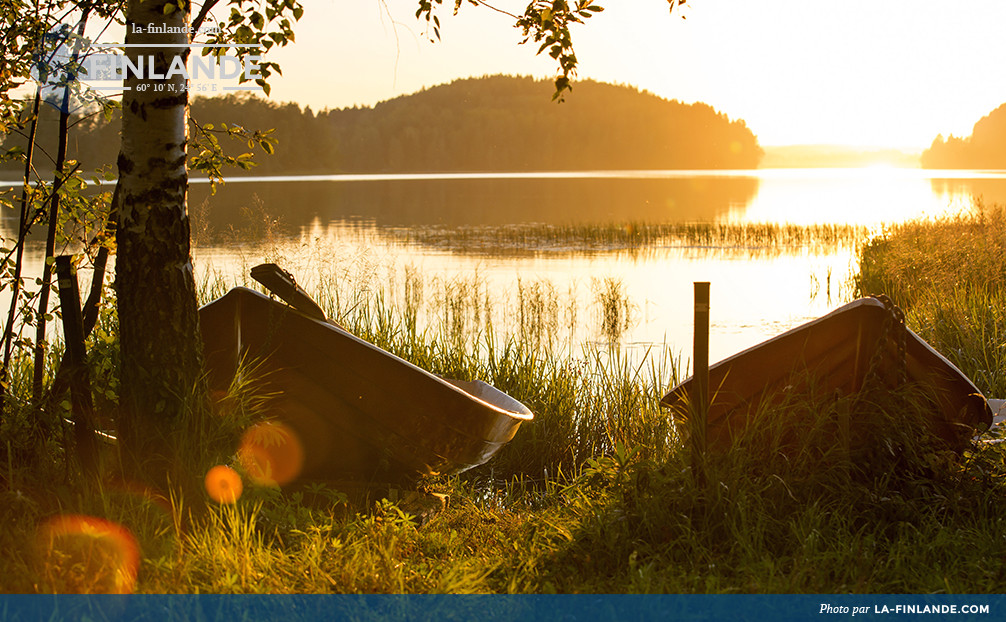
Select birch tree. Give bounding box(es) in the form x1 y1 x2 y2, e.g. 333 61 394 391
114 0 202 471
110 0 692 480
113 0 300 476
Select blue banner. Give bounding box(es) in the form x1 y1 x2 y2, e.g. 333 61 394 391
0 594 998 622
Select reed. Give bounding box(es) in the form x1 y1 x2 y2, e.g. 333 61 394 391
857 200 1006 304
7 207 1006 594
857 200 1006 397
382 221 871 257
192 255 677 479
592 277 633 343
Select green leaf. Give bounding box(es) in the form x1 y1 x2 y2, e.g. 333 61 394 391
163 3 176 14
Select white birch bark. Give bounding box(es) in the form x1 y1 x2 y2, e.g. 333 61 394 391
116 0 205 474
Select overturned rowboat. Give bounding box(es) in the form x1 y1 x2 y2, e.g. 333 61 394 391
199 266 532 484
661 297 993 452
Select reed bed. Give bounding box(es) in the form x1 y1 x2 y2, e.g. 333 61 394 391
857 200 1006 308
857 200 1006 397
198 256 678 480
381 221 871 257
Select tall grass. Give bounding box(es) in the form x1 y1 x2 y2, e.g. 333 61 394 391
385 221 871 257
592 277 633 343
7 205 1006 594
857 200 1006 308
858 200 1006 396
198 259 679 480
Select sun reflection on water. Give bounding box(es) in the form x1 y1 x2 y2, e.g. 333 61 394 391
191 168 1006 368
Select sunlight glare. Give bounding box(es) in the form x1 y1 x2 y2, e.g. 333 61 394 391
37 515 140 594
861 162 899 175
204 465 244 504
238 421 305 486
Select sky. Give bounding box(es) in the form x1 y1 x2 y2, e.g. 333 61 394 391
69 0 1006 150
240 0 1006 150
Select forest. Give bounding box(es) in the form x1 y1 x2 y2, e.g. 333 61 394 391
921 102 1006 168
1 75 763 177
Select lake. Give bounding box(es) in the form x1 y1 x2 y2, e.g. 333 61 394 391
184 168 1006 368
4 168 1006 370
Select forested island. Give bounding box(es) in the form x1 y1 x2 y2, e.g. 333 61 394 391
2 75 763 176
921 103 1006 168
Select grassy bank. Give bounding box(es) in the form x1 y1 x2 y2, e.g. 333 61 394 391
3 213 1006 594
857 201 1006 397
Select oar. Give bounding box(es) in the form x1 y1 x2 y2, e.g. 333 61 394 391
250 263 330 323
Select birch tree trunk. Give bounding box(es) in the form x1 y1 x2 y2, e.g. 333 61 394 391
116 0 205 477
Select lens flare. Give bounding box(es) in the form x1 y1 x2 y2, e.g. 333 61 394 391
238 421 304 486
204 464 244 503
37 515 140 594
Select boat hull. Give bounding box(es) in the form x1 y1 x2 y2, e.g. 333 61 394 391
200 287 532 483
661 298 992 451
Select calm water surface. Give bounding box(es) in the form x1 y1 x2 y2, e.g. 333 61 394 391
4 168 1003 368
186 168 1006 367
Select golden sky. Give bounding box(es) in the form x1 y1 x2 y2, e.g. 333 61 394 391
256 0 1006 149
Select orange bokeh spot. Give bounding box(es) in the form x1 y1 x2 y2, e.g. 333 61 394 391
238 421 304 486
37 515 140 594
205 465 244 504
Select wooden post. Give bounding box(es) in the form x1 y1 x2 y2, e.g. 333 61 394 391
692 282 710 475
55 256 98 476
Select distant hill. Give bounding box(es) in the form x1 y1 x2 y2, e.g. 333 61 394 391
922 104 1006 169
320 76 763 172
761 145 920 168
2 75 763 176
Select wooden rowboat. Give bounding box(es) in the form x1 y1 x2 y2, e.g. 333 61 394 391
199 282 532 484
661 297 992 452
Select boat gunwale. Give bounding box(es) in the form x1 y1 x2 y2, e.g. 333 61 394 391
210 287 535 422
661 297 986 407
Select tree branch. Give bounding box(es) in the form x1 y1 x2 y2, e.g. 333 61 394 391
470 0 519 20
191 0 221 33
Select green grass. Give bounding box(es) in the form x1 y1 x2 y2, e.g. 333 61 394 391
857 200 1006 397
857 200 1006 308
5 210 1006 593
209 264 678 480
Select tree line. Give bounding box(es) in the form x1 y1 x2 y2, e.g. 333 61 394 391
922 103 1006 169
3 75 763 177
